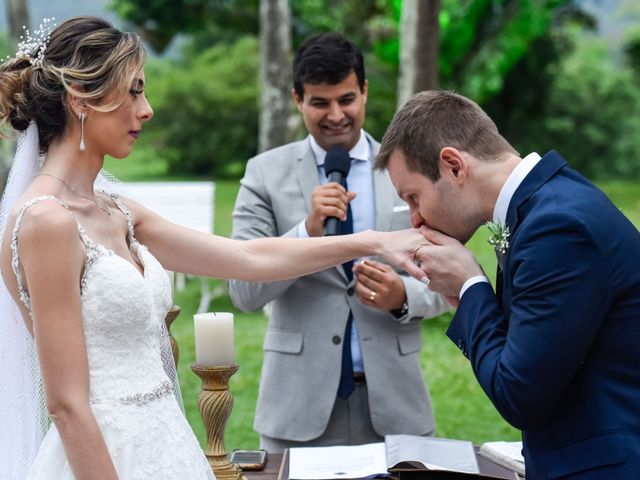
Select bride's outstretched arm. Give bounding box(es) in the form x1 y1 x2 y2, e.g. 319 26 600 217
128 198 429 283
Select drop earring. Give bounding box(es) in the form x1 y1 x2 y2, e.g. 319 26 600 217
79 112 86 151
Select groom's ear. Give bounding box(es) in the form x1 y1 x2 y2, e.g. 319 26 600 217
439 147 468 184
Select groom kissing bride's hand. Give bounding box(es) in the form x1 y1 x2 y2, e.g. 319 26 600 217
376 90 640 480
414 226 485 308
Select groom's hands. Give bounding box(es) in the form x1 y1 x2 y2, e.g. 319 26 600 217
416 227 484 306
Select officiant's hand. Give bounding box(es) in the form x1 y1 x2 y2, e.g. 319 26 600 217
305 183 356 237
415 227 484 299
353 259 406 311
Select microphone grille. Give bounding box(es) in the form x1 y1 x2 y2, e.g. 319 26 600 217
324 146 351 176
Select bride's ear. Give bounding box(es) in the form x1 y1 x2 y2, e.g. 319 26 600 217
66 84 87 119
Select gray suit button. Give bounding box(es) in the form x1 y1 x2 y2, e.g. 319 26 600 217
347 286 355 296
332 335 341 345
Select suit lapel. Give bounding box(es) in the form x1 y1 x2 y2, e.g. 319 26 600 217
296 141 320 216
505 150 568 233
496 265 504 300
365 135 393 232
499 151 568 310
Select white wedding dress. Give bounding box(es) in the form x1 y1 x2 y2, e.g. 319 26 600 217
11 196 215 480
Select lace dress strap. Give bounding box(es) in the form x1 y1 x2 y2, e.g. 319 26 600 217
108 193 138 245
11 195 98 312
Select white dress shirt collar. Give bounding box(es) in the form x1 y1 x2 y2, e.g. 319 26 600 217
309 130 370 165
493 152 542 223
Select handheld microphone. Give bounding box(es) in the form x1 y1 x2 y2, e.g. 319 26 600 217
323 146 352 236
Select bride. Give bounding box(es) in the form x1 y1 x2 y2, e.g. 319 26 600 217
0 16 428 480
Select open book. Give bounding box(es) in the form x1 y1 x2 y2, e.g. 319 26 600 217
477 441 525 477
288 435 518 479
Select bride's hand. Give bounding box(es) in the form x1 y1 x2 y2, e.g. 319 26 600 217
374 228 430 284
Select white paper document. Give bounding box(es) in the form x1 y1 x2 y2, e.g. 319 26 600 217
481 441 524 462
478 441 525 476
385 434 479 473
289 442 387 479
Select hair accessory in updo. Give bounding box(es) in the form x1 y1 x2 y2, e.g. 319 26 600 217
13 17 56 67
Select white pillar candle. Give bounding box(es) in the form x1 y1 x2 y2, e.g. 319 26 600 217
194 312 236 366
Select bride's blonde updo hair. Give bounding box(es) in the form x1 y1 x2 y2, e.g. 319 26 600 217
0 16 145 152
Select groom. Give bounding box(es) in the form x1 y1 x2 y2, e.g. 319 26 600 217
376 90 640 479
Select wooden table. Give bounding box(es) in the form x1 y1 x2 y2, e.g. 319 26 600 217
241 449 523 480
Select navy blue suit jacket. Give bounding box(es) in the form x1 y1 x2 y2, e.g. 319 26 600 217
447 151 640 479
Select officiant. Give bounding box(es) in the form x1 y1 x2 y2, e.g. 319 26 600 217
377 90 640 479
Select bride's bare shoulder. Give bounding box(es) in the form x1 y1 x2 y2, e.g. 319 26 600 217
0 196 82 298
11 197 78 249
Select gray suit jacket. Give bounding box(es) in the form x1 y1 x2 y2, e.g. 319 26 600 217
228 133 449 441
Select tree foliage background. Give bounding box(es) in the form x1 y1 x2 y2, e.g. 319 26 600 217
106 0 640 180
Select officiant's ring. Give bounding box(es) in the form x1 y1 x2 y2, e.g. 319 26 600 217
369 290 377 302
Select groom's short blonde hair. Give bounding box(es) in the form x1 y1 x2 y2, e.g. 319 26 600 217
376 90 518 181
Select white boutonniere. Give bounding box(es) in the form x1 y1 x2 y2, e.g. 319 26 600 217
486 220 510 255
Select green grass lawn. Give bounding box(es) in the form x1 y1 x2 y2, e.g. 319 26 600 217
145 177 639 452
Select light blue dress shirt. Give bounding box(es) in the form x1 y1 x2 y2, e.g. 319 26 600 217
296 130 375 373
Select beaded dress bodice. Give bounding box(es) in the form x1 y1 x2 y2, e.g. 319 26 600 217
12 195 215 480
12 195 173 403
